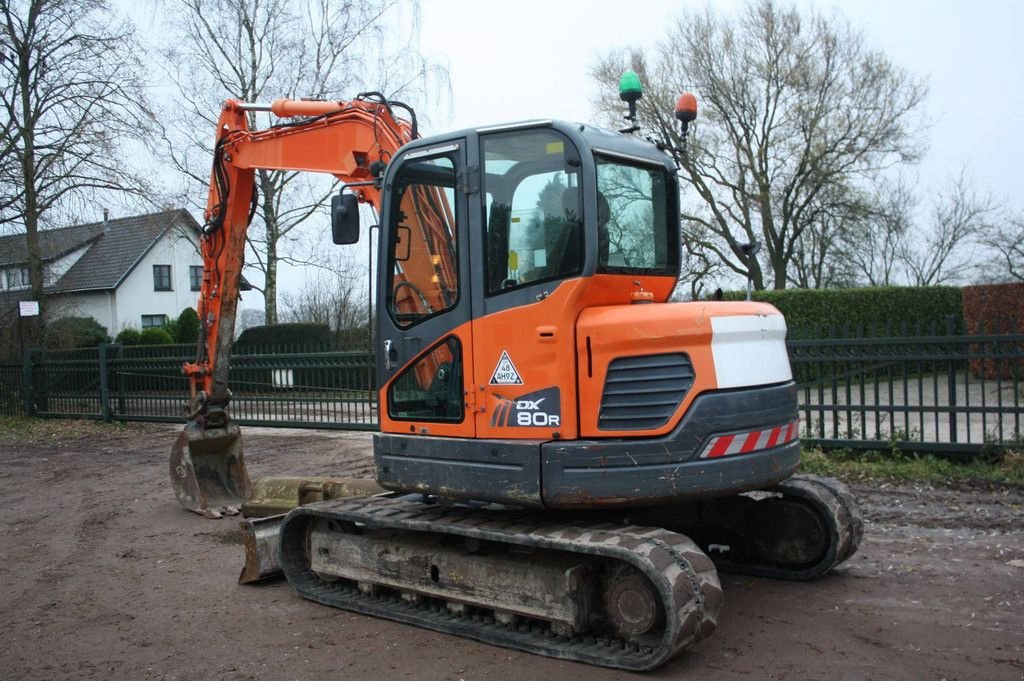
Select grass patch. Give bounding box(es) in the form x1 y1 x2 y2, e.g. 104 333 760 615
800 447 1024 486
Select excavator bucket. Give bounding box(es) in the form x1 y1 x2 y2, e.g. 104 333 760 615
170 421 253 518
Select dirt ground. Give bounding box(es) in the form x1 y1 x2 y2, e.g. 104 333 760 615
1 422 1021 681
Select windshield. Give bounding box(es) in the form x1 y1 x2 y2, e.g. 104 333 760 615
482 130 583 294
595 156 678 276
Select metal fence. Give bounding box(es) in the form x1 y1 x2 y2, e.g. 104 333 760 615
790 327 1023 456
19 343 376 430
4 328 1023 455
0 364 25 417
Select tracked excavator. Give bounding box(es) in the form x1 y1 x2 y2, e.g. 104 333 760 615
169 82 862 671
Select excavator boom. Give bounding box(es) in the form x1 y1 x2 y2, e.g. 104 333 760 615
171 95 417 517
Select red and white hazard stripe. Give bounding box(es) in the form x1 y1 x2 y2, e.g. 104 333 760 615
698 418 801 459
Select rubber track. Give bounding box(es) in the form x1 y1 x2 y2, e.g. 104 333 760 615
714 474 864 581
278 496 722 671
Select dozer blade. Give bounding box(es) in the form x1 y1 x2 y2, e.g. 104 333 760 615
239 514 284 584
242 476 385 518
238 477 387 583
170 421 253 519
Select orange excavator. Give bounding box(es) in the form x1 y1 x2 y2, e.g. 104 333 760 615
169 82 862 670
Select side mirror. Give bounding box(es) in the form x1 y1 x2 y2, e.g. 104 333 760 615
331 192 360 245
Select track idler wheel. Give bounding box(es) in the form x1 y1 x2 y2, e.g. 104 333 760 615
604 567 665 641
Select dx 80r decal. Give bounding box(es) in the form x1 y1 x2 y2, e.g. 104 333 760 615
491 387 561 428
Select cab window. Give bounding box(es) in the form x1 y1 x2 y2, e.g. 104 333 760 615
595 157 677 276
386 154 459 328
482 130 583 294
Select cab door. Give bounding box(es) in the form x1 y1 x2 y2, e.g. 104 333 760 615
469 126 586 441
377 140 475 438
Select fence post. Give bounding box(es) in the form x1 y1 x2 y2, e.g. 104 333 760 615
946 315 957 443
21 347 35 416
115 343 126 417
99 343 111 422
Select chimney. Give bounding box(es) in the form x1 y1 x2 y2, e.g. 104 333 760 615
103 208 109 222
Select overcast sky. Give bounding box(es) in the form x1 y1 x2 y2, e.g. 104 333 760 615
418 0 1023 213
121 0 1023 311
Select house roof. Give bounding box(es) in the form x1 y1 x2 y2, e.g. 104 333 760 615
48 209 201 293
0 222 105 268
1 209 253 311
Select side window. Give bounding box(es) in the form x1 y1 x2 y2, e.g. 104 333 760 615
388 336 463 422
595 158 676 275
189 265 203 291
141 314 167 328
483 131 582 294
387 155 459 328
153 264 172 291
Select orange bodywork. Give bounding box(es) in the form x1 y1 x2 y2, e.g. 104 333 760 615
377 268 783 443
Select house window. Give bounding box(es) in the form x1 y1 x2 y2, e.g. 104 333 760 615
4 267 30 290
141 314 168 328
189 265 203 291
153 264 172 291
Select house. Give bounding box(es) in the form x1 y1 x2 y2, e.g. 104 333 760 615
0 209 207 334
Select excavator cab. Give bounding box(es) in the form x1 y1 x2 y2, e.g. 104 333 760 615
371 121 801 508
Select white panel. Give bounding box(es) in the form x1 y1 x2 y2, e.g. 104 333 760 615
711 314 792 389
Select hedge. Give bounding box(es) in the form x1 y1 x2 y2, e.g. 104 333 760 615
44 316 111 349
175 308 201 343
962 282 1024 334
962 282 1024 379
721 286 964 337
235 322 332 352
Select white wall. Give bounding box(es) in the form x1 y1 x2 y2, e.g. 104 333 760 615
48 292 115 330
113 229 203 333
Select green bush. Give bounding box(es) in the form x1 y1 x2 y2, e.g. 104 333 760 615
138 327 175 345
115 328 141 345
45 316 111 349
162 318 179 340
722 286 963 336
235 322 332 352
175 307 200 343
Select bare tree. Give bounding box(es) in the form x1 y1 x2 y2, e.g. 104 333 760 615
978 211 1024 283
838 180 915 287
672 221 723 300
591 0 928 290
787 182 869 288
157 0 445 325
0 0 151 313
898 171 997 286
281 251 369 349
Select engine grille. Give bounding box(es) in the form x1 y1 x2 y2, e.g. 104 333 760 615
598 353 694 431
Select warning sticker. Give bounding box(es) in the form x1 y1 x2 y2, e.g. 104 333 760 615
489 350 523 385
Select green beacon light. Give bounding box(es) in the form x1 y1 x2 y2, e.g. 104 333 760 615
618 70 643 131
618 70 643 103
